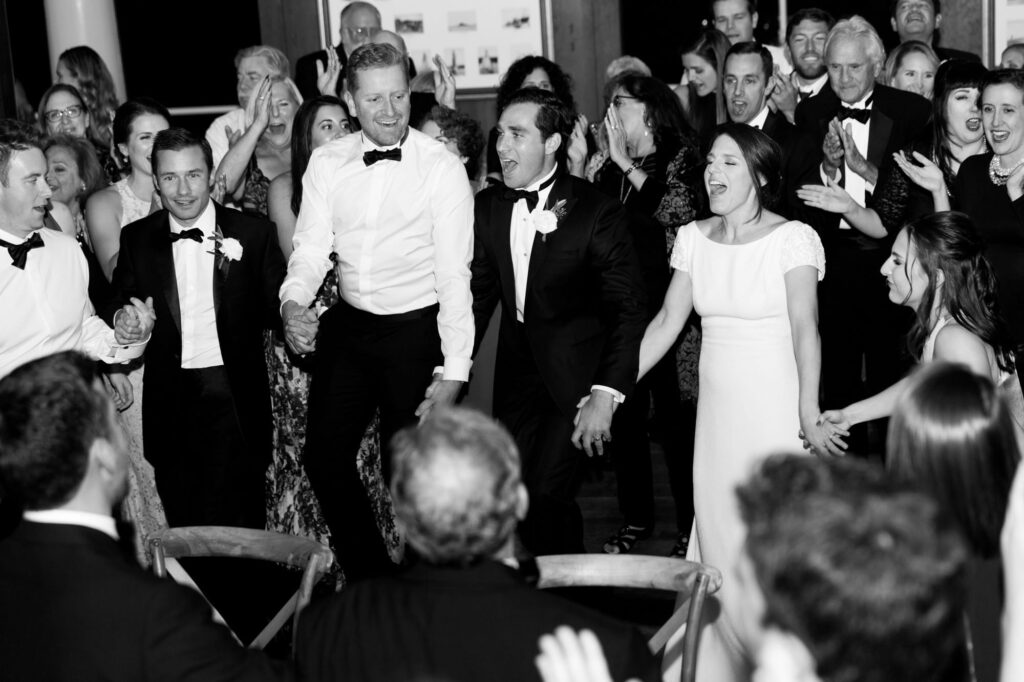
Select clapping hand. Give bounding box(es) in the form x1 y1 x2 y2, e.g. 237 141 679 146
432 54 457 109
114 297 156 344
603 106 629 170
892 150 946 195
567 114 589 177
771 67 799 123
796 176 855 215
821 118 845 177
281 300 319 355
316 48 342 96
837 121 875 182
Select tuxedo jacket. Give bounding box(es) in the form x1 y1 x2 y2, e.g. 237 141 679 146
794 83 931 250
471 173 647 418
0 520 289 681
106 203 286 468
760 109 820 221
295 559 659 682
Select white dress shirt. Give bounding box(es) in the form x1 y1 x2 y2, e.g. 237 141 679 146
821 90 873 230
795 74 828 100
0 227 139 379
281 128 475 381
748 105 771 130
23 509 118 540
510 166 558 323
170 201 223 369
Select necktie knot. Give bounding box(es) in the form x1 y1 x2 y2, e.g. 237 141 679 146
0 232 44 269
363 148 402 166
169 228 204 243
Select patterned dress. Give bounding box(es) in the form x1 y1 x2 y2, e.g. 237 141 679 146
244 161 398 556
112 177 166 563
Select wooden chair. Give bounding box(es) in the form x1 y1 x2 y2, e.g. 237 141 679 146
535 554 722 682
147 526 335 650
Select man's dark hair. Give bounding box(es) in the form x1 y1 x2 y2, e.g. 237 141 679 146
710 0 758 15
0 352 112 510
345 43 408 94
150 127 213 178
890 0 939 19
785 8 836 43
0 128 38 186
737 454 968 682
390 406 522 565
499 87 574 167
495 55 575 116
725 41 774 83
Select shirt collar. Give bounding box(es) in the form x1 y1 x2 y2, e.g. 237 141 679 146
23 509 119 540
797 74 828 97
524 165 558 193
360 128 410 152
0 226 42 244
842 89 874 110
748 106 771 130
168 199 216 237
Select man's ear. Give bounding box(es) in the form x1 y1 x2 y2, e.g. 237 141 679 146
934 12 943 30
544 132 562 157
751 10 759 30
89 436 122 490
514 482 529 521
343 89 356 117
891 16 899 34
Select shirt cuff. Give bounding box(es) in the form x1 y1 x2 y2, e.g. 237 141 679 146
102 333 148 363
442 357 472 382
279 285 313 316
819 164 840 185
590 385 625 404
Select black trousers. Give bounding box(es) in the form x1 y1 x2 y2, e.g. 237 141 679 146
495 324 586 555
303 302 441 582
609 350 695 532
819 245 913 456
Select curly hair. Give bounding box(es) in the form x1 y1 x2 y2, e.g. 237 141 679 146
57 46 120 147
899 211 1016 371
496 55 575 116
390 407 522 565
420 105 486 180
888 362 1020 558
0 352 112 510
41 134 106 205
738 454 968 682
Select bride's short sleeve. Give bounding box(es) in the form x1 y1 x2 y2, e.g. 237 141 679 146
780 221 826 281
669 221 696 273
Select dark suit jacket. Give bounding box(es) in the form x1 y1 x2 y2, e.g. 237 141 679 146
794 83 931 250
935 45 981 63
0 520 289 681
105 202 286 468
760 109 820 220
294 559 659 682
471 174 647 418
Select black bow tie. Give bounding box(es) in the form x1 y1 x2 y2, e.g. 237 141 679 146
363 148 402 166
798 90 813 101
501 174 558 212
169 228 204 243
838 106 871 124
0 232 44 269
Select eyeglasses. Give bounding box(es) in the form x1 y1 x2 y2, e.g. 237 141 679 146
612 95 640 108
44 105 84 124
342 25 374 39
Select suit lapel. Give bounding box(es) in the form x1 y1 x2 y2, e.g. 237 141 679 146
153 214 182 336
526 173 576 295
490 195 517 313
212 204 230 320
867 107 893 171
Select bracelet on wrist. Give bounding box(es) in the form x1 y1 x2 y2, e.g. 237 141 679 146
623 162 640 178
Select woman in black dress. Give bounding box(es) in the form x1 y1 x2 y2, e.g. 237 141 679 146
590 73 704 557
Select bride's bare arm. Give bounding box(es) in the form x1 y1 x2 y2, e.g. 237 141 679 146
638 269 693 381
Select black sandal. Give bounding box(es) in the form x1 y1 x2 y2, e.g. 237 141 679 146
668 532 689 559
602 524 652 554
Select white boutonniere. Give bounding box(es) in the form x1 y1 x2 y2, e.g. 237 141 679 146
207 226 243 275
530 199 568 242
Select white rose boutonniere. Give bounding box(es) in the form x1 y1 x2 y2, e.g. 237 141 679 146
208 227 243 275
529 199 568 242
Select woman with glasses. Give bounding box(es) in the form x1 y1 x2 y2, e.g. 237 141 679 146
37 84 117 183
589 72 704 558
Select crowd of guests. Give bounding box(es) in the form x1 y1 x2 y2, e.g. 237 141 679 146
4 0 1024 680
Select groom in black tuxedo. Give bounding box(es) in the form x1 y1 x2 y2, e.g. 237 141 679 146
107 128 286 530
471 88 646 555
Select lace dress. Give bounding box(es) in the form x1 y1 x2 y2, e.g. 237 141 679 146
672 220 825 681
244 161 398 556
112 177 166 563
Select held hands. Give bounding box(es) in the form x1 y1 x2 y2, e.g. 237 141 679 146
282 300 319 355
414 371 463 422
114 297 156 344
432 54 457 109
570 391 615 457
799 410 850 456
603 106 629 169
796 176 855 215
316 48 342 96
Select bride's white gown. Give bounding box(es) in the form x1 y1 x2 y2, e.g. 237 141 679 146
670 219 825 682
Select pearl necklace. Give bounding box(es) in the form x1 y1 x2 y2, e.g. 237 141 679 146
989 154 1024 186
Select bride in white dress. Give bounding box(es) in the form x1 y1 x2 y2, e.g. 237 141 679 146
820 210 1024 447
637 123 832 681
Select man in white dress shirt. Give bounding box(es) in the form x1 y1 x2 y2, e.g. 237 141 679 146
281 43 474 580
0 129 151 381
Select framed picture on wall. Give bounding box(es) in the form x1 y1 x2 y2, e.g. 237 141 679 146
321 0 551 92
991 0 1024 64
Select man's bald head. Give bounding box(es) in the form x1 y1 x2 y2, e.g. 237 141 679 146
370 29 408 56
